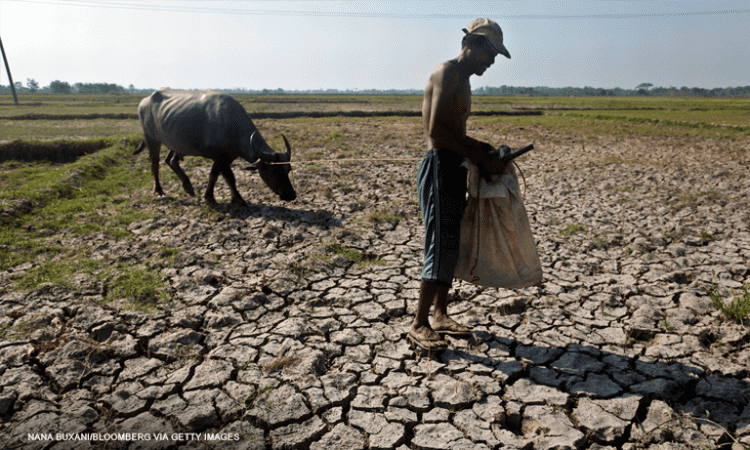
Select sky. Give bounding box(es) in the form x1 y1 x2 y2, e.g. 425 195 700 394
1 0 749 91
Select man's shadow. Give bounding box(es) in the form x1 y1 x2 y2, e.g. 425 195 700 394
437 328 749 448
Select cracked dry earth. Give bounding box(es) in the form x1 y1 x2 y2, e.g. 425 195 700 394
2 130 750 450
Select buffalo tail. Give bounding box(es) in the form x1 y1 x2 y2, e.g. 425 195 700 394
133 140 146 155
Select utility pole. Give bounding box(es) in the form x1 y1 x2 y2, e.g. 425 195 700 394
0 36 19 105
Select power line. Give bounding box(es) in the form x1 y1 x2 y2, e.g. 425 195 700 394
6 0 750 19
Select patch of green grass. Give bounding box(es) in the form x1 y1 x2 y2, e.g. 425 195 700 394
1 140 158 285
0 232 67 272
473 98 749 146
0 316 46 340
159 247 181 263
325 132 345 141
591 236 609 249
0 120 140 142
327 243 384 267
287 261 309 278
237 358 255 372
558 224 585 237
367 207 402 224
105 267 170 312
706 280 750 326
14 259 83 291
699 231 716 241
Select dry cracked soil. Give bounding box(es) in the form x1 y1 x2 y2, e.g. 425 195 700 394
1 126 750 450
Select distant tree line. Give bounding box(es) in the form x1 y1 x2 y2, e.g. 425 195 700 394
2 79 749 97
472 85 750 98
0 79 151 95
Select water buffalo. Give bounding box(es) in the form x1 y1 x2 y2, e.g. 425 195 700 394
135 89 296 205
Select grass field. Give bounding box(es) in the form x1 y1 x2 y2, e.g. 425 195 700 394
0 93 748 297
2 94 747 143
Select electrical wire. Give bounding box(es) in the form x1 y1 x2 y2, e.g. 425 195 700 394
6 0 750 19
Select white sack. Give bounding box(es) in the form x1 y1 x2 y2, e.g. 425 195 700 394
455 159 543 289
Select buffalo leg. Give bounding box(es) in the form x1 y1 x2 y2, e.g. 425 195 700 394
145 137 165 196
218 161 245 205
165 151 195 196
204 161 222 205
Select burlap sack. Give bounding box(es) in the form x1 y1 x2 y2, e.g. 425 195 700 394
455 160 542 289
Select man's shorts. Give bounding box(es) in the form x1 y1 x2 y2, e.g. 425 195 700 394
417 148 468 287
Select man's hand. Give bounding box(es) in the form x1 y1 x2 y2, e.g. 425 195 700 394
480 143 507 176
484 156 507 176
475 142 507 181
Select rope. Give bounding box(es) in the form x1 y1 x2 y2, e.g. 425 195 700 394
469 170 482 284
269 156 528 204
514 160 528 199
266 157 423 165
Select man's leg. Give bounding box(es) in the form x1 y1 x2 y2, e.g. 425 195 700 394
427 150 470 336
431 284 471 335
410 280 448 350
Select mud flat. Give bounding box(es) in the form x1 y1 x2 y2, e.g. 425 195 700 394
1 129 750 449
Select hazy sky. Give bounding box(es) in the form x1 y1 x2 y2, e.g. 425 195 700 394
1 1 748 91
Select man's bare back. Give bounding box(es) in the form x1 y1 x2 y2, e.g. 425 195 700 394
422 61 471 150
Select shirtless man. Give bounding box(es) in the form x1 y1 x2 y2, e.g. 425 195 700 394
410 19 511 351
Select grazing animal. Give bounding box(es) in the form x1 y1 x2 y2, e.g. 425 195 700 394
134 89 296 205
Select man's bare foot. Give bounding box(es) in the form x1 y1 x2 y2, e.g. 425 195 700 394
408 324 448 351
431 316 472 336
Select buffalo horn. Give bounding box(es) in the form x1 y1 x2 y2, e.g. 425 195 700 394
282 134 292 159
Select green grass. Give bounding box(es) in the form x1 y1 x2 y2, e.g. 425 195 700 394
707 280 750 326
0 120 141 142
0 93 423 118
558 224 585 237
367 207 402 224
567 109 750 128
472 95 750 113
699 231 717 241
469 96 749 147
0 139 174 313
14 257 91 291
106 267 170 311
327 243 384 267
0 93 143 117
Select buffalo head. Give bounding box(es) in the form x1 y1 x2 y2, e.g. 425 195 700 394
251 132 297 202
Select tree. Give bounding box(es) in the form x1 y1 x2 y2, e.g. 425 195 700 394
49 80 72 94
27 78 39 92
73 82 125 94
